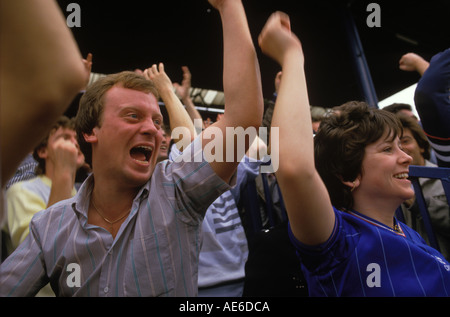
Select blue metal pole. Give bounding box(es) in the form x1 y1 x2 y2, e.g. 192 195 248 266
341 5 379 108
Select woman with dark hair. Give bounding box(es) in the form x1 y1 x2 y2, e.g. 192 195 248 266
314 101 405 212
258 11 450 296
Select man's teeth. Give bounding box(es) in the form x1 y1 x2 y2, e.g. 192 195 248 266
131 146 152 162
393 173 409 179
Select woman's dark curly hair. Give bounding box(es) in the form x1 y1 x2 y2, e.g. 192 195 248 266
313 101 403 210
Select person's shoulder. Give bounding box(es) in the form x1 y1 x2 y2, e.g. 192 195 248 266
6 176 42 196
32 195 76 225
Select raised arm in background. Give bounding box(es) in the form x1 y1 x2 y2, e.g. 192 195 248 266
144 63 196 150
173 66 206 130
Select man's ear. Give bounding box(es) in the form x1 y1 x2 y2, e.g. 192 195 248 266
36 146 48 160
83 128 98 144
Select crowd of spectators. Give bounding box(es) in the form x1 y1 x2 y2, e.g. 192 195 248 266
1 0 449 297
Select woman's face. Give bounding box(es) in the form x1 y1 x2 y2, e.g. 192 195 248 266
357 130 415 205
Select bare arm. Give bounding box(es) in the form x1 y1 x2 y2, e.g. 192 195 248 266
205 0 264 182
173 66 205 130
0 0 87 185
259 12 334 245
144 63 196 150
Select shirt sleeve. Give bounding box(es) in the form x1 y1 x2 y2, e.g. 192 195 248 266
229 157 262 203
159 135 234 223
414 48 450 167
0 216 48 296
287 208 358 273
6 183 47 249
414 48 450 137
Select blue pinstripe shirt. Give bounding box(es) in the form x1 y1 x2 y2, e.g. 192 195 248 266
289 207 450 296
0 142 231 297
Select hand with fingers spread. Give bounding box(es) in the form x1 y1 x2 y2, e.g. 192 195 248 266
172 66 204 130
173 66 192 101
143 63 173 97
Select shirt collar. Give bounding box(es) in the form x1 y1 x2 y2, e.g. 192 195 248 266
347 209 406 237
71 174 150 220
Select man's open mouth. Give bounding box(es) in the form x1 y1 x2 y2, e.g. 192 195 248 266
130 146 153 163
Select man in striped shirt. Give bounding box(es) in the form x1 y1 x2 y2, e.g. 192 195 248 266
0 0 263 297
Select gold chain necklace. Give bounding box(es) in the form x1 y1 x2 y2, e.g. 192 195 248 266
91 198 130 225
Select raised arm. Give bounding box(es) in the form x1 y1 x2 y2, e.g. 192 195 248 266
0 0 87 185
258 12 334 245
173 66 205 130
45 137 81 208
204 0 263 182
144 63 196 151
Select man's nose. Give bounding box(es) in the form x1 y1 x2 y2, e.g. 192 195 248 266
141 119 159 135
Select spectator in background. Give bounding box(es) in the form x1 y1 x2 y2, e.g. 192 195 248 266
5 155 38 191
394 114 450 260
400 49 450 167
157 124 172 162
382 103 418 121
383 102 437 164
4 116 85 254
3 116 86 296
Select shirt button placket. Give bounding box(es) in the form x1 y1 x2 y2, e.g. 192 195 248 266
99 248 113 297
